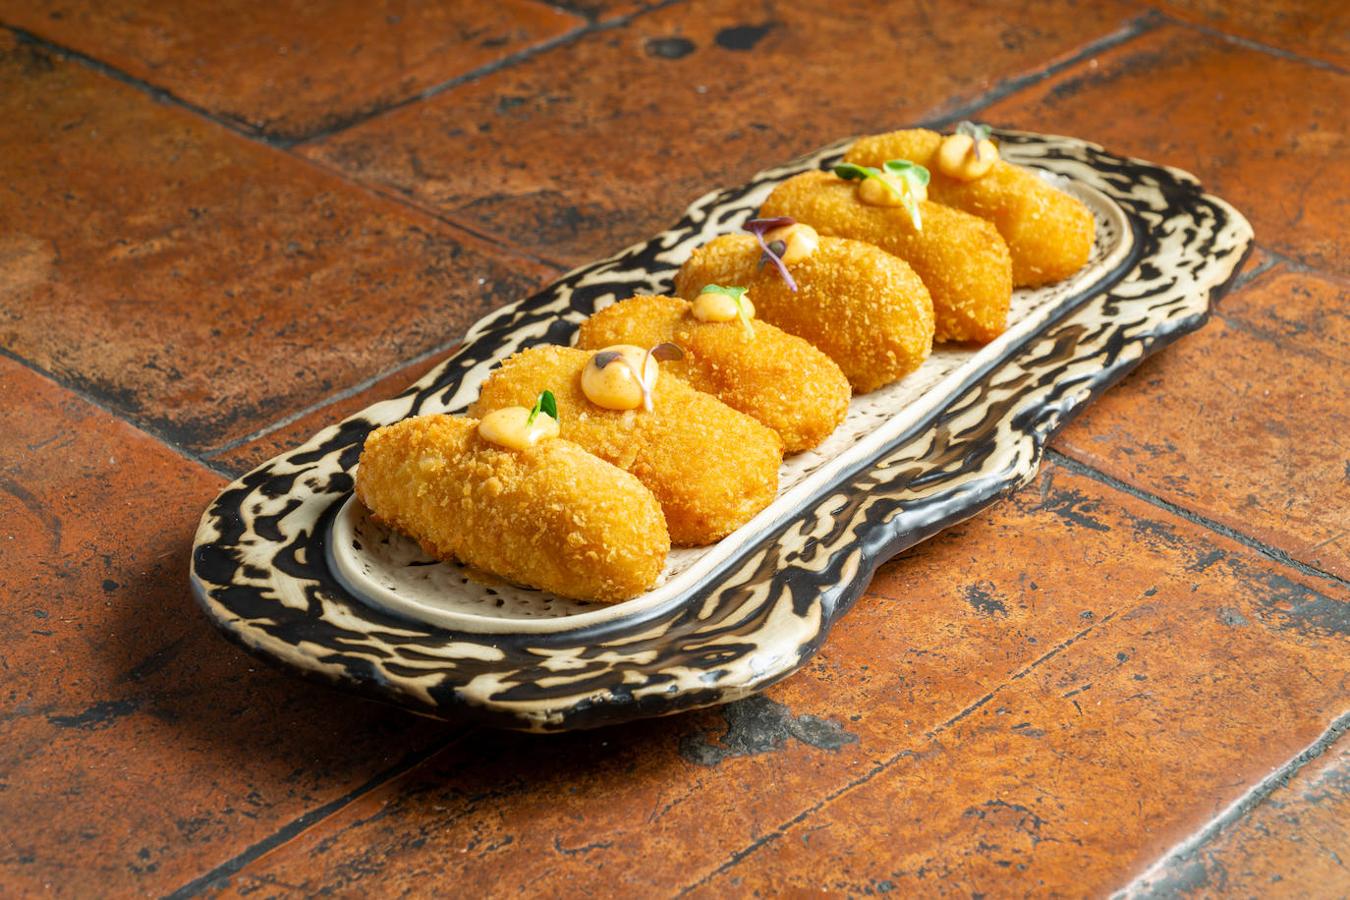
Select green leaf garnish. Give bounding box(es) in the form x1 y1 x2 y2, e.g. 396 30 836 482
882 159 928 232
526 389 557 425
700 284 747 301
955 121 994 160
883 159 931 186
833 162 882 182
699 285 755 337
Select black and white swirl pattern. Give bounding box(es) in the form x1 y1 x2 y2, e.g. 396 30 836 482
191 131 1253 731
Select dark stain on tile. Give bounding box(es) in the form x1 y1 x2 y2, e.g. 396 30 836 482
47 698 142 730
1035 483 1111 533
646 35 697 59
714 22 776 51
679 695 858 766
964 581 1009 617
1243 570 1350 638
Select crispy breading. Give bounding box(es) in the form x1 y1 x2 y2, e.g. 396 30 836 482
673 235 934 394
760 170 1011 343
845 129 1095 287
469 345 783 546
355 415 669 603
575 295 851 453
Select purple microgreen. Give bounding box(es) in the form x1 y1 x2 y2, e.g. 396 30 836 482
526 389 557 426
591 350 623 370
955 121 993 159
649 341 684 362
744 216 795 234
743 220 797 292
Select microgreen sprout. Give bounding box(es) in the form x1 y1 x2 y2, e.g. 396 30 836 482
700 284 755 338
835 161 928 231
882 159 930 231
743 217 798 292
832 162 881 183
592 344 683 412
526 389 557 426
955 121 993 160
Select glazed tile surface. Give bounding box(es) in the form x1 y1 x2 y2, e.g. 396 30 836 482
2 1 1346 895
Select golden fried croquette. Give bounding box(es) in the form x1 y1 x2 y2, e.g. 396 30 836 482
575 295 850 453
673 236 934 394
845 129 1095 287
356 415 669 603
760 170 1011 343
469 345 782 546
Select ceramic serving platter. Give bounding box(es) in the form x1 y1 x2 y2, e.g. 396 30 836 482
191 130 1253 731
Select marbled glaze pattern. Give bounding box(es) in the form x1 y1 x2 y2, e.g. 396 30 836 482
191 131 1252 731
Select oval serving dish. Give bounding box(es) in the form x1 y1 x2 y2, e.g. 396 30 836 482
191 130 1253 731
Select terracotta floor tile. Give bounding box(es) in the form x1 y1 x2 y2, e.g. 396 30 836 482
300 0 1143 266
1150 0 1349 69
0 0 584 142
0 33 555 453
689 556 1348 897
982 24 1350 275
208 345 458 476
205 463 1347 896
0 358 452 895
1055 267 1350 579
1128 727 1349 897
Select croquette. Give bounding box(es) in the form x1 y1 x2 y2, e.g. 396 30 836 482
760 170 1011 343
673 235 935 393
845 128 1095 287
355 415 670 602
575 294 851 453
470 345 783 546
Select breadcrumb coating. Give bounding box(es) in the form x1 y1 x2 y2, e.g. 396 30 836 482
470 345 783 546
575 295 851 453
760 170 1011 343
355 415 669 603
673 235 934 394
845 129 1095 287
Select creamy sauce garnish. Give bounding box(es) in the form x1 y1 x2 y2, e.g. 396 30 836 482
857 172 928 207
581 345 659 411
937 133 999 181
478 406 559 451
761 223 819 263
692 290 755 324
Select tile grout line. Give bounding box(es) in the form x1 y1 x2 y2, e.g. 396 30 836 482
675 612 1121 895
1 21 579 272
0 346 237 482
914 10 1165 128
1113 708 1350 898
291 0 688 148
1159 13 1349 75
3 24 286 146
161 730 474 899
283 146 578 271
1046 449 1350 590
3 0 687 151
202 336 470 461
